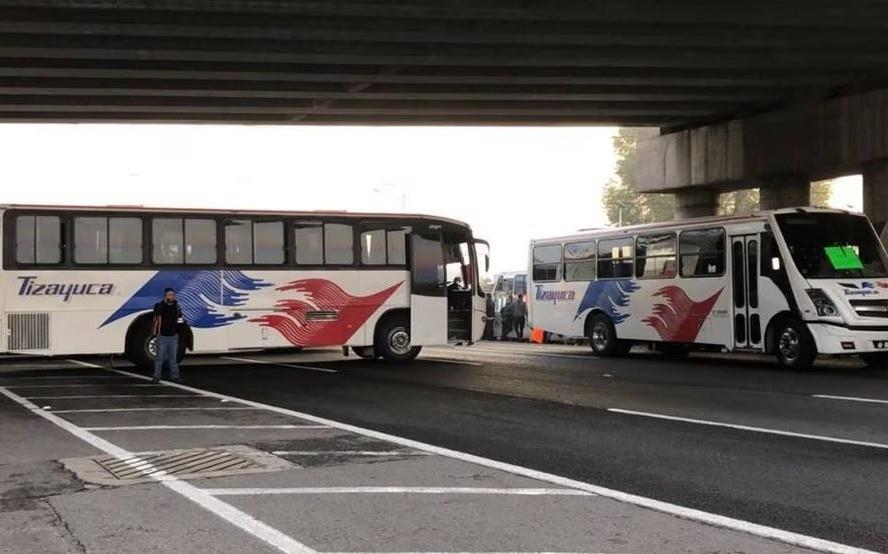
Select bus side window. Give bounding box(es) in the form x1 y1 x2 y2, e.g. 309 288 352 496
16 215 62 265
598 238 633 279
679 228 725 277
532 244 562 282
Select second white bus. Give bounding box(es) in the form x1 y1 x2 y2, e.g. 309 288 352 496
529 208 888 370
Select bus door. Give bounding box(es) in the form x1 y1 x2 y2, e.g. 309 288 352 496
730 235 763 350
409 230 448 345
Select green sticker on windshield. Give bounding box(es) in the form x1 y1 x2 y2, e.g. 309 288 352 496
825 246 864 270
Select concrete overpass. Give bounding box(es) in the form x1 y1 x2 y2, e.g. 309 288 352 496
0 0 887 221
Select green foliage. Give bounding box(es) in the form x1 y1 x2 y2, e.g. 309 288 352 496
810 180 833 207
603 128 674 225
718 189 760 215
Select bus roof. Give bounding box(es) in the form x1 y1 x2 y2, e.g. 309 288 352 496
0 203 472 229
530 206 860 244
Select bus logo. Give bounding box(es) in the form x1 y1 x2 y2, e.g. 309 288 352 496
17 275 114 302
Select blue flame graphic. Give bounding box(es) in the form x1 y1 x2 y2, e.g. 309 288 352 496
101 270 271 329
573 279 640 324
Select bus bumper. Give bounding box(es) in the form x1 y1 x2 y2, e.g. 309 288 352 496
806 323 888 355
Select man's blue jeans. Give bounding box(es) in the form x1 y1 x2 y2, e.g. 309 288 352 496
154 335 180 380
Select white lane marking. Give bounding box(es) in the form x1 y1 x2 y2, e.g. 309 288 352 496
813 394 888 406
0 383 316 554
88 361 877 554
272 450 432 457
4 383 159 389
84 424 329 431
25 395 201 399
418 357 484 366
222 356 338 374
204 487 594 496
608 408 888 450
49 406 258 413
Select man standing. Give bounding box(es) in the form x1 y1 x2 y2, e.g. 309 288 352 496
152 288 183 384
512 293 528 341
500 294 514 340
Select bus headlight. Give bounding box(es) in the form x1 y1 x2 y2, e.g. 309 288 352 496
806 289 838 317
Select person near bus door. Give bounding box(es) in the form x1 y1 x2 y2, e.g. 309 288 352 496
152 287 184 384
500 294 515 340
512 294 528 341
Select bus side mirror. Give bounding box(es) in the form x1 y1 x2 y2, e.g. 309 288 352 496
771 257 781 271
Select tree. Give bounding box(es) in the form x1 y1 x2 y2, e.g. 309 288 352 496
718 189 760 215
602 128 674 226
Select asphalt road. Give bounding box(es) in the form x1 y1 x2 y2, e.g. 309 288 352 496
153 343 888 552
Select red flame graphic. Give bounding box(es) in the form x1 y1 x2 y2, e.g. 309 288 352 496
250 279 403 346
641 286 723 342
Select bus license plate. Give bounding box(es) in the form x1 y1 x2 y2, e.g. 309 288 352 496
874 341 888 350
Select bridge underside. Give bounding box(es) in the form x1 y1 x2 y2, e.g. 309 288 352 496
0 1 886 126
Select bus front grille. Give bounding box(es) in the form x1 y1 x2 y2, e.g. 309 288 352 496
850 299 888 319
7 313 51 351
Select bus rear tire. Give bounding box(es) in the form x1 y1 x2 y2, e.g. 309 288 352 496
588 313 630 357
774 318 816 370
126 319 186 371
375 316 421 361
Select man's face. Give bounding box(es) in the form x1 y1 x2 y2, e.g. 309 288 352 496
164 291 176 302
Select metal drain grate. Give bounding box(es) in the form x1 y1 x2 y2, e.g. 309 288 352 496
95 448 259 480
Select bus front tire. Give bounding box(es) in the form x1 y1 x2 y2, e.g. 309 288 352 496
774 318 816 370
588 314 631 357
375 316 421 361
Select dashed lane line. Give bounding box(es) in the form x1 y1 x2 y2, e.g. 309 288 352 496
4 383 161 389
0 382 317 554
75 359 877 554
203 487 595 496
608 408 888 450
813 394 888 405
222 356 338 374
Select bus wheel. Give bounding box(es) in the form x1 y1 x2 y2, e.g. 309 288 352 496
352 346 377 360
588 313 628 357
774 318 816 370
126 320 156 370
375 316 422 361
860 353 888 369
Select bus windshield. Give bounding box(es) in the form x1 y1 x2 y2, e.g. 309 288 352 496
775 212 888 279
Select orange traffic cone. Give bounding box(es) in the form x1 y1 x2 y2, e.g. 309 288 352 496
530 327 545 344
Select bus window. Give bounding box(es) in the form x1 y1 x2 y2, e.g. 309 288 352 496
533 244 562 282
564 241 596 281
514 273 527 296
254 221 285 264
184 219 217 264
680 228 726 277
294 221 323 265
225 220 253 264
74 216 142 264
324 223 354 265
154 218 217 265
598 238 633 279
636 233 676 279
16 215 61 264
387 227 410 266
361 228 386 265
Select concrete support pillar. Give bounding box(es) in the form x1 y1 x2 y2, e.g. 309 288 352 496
863 161 888 229
759 175 810 210
674 189 717 219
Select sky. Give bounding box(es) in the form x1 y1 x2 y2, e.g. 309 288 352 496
0 124 617 273
0 124 865 274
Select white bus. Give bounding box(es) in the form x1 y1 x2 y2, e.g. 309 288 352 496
1 205 490 367
529 208 888 370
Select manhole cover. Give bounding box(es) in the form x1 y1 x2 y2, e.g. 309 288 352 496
96 449 259 480
61 445 293 486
